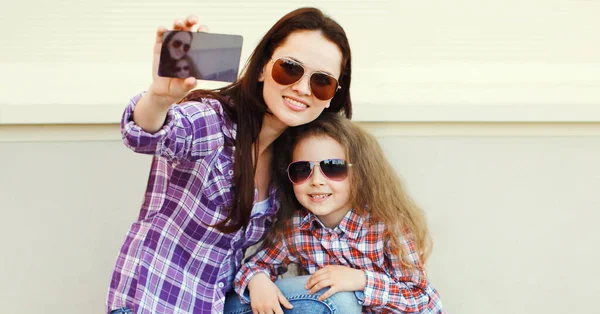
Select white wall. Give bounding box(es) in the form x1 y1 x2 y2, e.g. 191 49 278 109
1 124 599 313
1 0 599 123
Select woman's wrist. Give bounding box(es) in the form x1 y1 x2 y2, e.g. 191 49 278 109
144 89 176 109
132 91 174 133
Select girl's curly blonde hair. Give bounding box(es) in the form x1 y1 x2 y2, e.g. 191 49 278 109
271 113 432 266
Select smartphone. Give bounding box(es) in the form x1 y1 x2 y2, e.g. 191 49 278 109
158 31 243 82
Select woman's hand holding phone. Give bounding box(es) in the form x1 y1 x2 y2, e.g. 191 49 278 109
133 16 208 133
150 16 209 105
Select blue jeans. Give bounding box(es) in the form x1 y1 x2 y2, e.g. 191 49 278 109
223 275 362 314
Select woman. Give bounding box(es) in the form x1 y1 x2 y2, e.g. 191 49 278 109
107 7 353 314
158 30 194 77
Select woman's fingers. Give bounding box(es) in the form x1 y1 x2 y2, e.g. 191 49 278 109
149 16 201 97
184 15 198 28
172 19 186 31
153 27 168 55
197 25 209 33
155 27 168 45
170 77 197 96
173 15 198 31
182 76 197 91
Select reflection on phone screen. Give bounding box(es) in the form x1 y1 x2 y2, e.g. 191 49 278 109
158 31 243 82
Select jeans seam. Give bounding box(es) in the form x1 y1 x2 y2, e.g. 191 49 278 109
227 306 253 314
286 294 336 313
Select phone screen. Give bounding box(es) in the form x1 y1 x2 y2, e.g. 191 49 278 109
158 31 243 82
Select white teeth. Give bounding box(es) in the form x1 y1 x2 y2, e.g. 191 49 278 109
310 194 330 199
284 97 307 108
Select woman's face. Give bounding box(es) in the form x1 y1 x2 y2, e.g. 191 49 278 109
168 32 192 60
175 59 191 78
260 30 343 128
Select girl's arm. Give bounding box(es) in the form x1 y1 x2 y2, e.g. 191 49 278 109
121 92 229 163
234 238 295 304
359 236 444 313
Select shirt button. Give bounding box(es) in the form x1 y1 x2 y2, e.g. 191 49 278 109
218 282 224 288
228 170 234 175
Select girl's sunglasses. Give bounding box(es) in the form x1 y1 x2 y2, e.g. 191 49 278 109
175 66 190 72
287 159 352 184
270 57 341 101
171 40 191 52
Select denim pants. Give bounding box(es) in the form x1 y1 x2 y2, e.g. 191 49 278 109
110 276 361 314
223 275 362 314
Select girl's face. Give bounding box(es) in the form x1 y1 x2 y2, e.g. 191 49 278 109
175 59 191 78
168 32 192 60
290 135 352 228
260 30 343 129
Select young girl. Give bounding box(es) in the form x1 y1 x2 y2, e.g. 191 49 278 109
173 56 200 79
232 113 445 313
107 8 354 314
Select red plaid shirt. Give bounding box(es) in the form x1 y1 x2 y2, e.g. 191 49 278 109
235 209 445 313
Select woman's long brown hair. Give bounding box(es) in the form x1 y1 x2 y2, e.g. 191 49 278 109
180 8 353 233
271 113 432 266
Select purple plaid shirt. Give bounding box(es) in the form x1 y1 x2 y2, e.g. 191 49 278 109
107 93 279 313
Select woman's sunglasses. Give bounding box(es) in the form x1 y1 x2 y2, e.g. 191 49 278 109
287 159 352 184
175 66 190 72
171 40 191 52
270 57 341 101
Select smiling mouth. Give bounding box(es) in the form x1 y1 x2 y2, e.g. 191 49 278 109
310 194 331 199
283 96 308 109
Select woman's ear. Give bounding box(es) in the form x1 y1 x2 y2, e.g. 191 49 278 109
258 70 265 82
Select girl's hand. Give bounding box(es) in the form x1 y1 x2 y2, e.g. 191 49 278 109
305 265 367 301
148 16 208 107
248 273 294 314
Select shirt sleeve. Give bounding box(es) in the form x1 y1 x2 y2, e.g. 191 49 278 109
358 235 438 313
234 237 294 304
120 92 228 163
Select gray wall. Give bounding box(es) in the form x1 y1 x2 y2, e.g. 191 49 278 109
1 124 599 313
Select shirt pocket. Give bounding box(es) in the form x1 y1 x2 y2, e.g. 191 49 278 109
204 150 235 206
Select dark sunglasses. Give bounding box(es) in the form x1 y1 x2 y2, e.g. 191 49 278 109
171 40 190 52
287 159 352 184
175 66 190 72
270 57 341 101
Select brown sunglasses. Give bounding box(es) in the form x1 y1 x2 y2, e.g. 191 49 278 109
270 57 341 101
171 40 190 52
